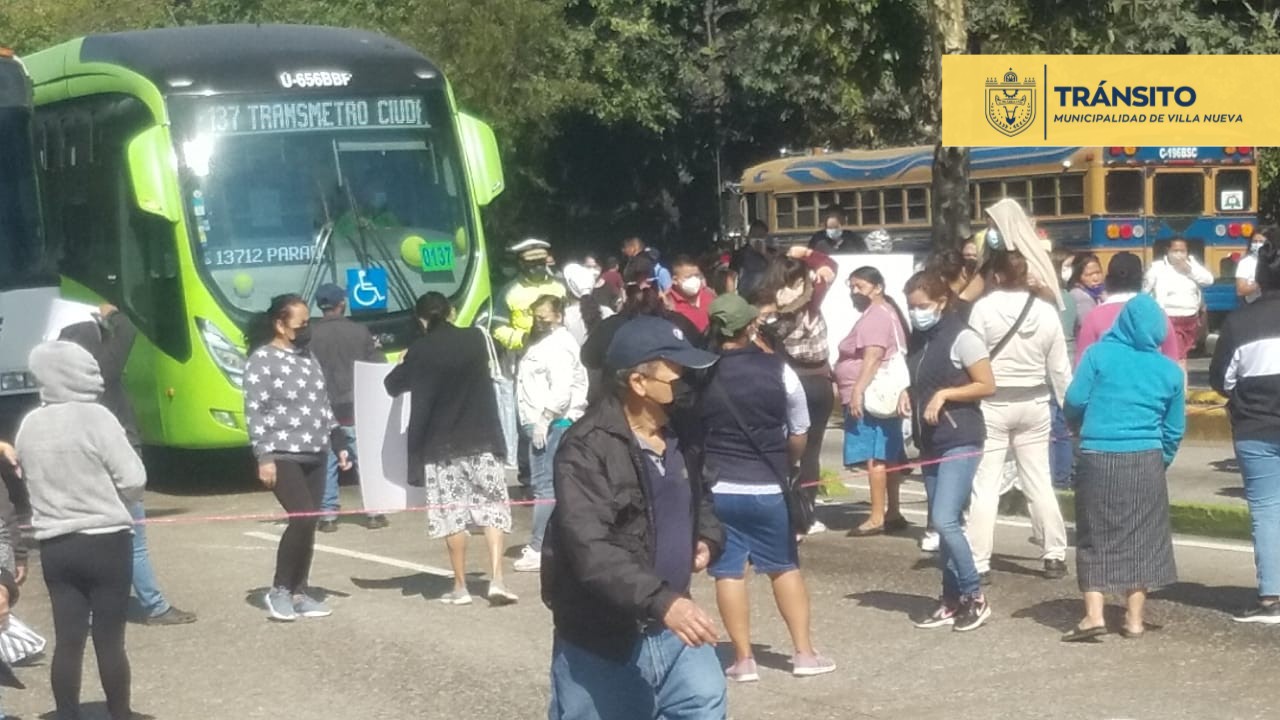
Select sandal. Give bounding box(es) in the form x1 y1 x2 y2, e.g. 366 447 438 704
1060 625 1107 643
885 515 911 533
1119 627 1145 640
848 524 885 537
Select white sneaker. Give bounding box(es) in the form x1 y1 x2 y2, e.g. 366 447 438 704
919 530 940 553
513 546 542 573
806 519 828 535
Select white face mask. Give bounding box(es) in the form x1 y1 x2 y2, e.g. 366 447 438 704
909 306 941 331
826 227 841 240
678 276 703 297
1060 263 1073 285
1252 241 1265 254
776 283 804 307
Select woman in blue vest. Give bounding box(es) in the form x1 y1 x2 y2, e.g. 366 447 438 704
902 271 997 632
702 293 836 683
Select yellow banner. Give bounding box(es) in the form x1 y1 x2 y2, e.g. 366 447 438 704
942 55 1269 146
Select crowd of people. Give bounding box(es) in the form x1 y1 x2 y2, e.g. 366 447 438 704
0 199 1276 719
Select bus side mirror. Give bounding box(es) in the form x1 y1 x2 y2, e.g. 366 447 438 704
457 113 504 207
127 125 180 223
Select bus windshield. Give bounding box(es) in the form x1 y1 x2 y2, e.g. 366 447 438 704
0 105 48 290
170 91 473 316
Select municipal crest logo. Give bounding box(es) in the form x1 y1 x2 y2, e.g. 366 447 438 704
986 69 1036 137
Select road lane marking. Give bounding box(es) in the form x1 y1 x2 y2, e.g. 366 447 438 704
243 531 455 577
839 483 1254 555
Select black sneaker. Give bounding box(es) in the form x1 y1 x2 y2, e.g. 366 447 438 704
1043 559 1068 580
953 597 991 632
318 520 338 533
143 607 197 626
366 515 389 530
1233 602 1280 624
911 601 957 629
979 571 993 586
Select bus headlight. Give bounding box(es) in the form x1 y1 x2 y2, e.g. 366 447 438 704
0 372 35 392
196 318 246 389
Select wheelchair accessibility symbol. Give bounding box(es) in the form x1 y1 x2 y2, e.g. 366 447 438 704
346 267 388 310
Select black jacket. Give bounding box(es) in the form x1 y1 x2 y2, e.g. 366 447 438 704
1210 291 1280 442
384 324 505 485
808 229 866 255
541 393 723 660
59 311 139 446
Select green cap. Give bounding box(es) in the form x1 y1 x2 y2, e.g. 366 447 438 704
709 292 759 338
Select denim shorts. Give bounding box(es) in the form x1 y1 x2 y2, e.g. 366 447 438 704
709 492 799 579
843 409 906 466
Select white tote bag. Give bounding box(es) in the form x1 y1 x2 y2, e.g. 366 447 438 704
0 616 46 666
864 311 910 419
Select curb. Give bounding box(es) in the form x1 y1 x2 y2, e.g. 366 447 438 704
999 489 1253 542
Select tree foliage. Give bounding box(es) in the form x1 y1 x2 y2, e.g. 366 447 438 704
4 0 1280 249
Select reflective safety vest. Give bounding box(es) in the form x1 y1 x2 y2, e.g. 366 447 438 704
493 277 566 352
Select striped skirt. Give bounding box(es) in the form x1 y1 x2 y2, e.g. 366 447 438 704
1074 449 1177 593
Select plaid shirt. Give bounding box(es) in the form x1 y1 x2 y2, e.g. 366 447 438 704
779 311 829 367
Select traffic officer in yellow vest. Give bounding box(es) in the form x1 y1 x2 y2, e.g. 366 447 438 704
493 238 567 352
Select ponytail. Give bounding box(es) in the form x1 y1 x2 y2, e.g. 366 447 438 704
248 294 304 351
414 291 453 333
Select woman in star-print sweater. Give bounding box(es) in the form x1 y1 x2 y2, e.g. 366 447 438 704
243 293 351 622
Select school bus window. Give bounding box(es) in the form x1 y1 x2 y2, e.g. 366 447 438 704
1215 169 1252 212
1059 174 1085 215
796 192 818 228
838 193 858 226
906 187 928 222
775 195 796 230
883 188 904 225
859 190 881 226
744 193 759 223
978 181 1002 213
1105 170 1143 214
1153 172 1204 215
817 191 837 213
1003 179 1030 210
1031 177 1057 217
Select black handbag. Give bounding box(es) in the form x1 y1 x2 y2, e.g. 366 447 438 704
709 374 814 534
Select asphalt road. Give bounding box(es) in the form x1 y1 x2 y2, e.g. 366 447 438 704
1 483 1277 720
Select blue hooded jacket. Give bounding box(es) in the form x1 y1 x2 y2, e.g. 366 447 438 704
1064 294 1186 465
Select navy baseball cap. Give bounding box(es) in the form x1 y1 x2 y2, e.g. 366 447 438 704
605 316 719 371
315 284 346 310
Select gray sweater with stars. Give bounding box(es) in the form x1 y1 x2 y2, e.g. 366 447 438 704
244 345 340 461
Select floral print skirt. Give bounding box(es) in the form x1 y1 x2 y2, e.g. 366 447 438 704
423 453 513 539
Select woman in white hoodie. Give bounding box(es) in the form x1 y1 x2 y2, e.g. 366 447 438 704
966 200 1073 584
515 295 589 572
1144 237 1213 376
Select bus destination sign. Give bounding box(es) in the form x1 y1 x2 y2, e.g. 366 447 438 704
197 96 429 135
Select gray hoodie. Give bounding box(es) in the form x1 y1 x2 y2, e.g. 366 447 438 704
16 342 145 541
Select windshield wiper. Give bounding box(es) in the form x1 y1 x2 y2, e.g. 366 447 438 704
300 178 337 303
341 181 418 310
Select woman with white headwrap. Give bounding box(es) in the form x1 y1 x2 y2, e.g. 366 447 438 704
561 262 614 346
965 199 1073 584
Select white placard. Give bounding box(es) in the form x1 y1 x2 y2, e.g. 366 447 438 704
353 361 424 513
42 299 98 342
1220 189 1245 211
820 253 919 369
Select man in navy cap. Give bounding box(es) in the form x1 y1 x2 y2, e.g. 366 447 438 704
310 283 388 531
543 316 727 720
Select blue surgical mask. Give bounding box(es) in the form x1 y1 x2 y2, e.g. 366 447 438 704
909 306 941 331
826 227 841 240
985 228 1004 251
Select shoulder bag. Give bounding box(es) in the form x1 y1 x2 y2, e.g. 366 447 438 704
864 307 911 418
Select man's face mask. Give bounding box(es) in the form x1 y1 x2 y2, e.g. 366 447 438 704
521 260 549 279
826 227 841 240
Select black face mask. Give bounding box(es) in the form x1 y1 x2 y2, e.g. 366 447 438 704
964 258 979 275
851 293 872 312
669 376 697 411
521 263 550 281
291 326 312 349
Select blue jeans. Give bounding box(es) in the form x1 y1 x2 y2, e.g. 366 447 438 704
494 377 519 469
128 500 169 617
1050 397 1075 489
528 422 567 552
549 630 727 720
1236 439 1280 597
923 446 983 599
323 425 360 521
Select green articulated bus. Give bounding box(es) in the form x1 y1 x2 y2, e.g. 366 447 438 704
25 24 504 450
